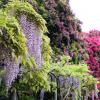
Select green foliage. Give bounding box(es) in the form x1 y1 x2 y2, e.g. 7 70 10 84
20 55 97 93
22 56 37 69
0 0 48 61
46 55 96 100
6 0 48 34
12 54 97 99
0 1 51 98
81 75 97 92
14 62 51 94
50 55 88 77
42 35 52 62
0 9 27 58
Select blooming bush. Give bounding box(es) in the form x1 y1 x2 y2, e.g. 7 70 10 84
81 30 100 79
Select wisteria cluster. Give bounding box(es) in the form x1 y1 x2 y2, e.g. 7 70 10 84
0 0 44 90
59 76 80 89
19 14 42 67
0 44 20 89
59 76 80 99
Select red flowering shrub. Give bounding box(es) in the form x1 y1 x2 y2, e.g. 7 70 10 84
80 30 100 75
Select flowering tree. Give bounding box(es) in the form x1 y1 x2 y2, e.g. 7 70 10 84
86 37 100 77
43 0 82 49
81 30 100 79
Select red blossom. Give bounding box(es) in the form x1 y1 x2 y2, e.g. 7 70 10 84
80 29 100 89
